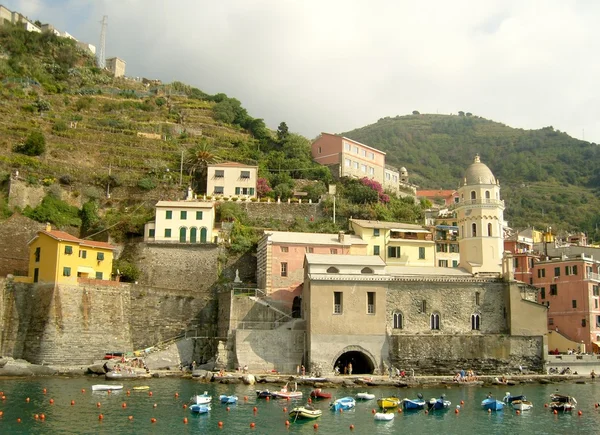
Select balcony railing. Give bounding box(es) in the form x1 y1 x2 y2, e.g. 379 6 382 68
457 198 505 207
588 272 600 282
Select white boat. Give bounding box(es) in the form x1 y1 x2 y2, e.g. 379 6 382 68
191 391 212 404
512 400 533 411
356 392 375 400
92 384 123 391
374 410 395 421
272 383 303 399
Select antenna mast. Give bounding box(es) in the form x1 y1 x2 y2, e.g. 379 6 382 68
98 15 107 68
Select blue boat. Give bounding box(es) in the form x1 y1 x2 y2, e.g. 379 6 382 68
219 394 238 404
402 393 426 410
190 403 211 414
503 393 526 403
330 397 356 411
427 395 451 411
481 398 504 411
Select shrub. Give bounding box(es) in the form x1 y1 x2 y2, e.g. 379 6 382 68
52 120 68 132
137 177 156 191
59 174 73 185
82 186 103 200
14 130 46 156
155 97 166 107
23 194 81 227
113 259 140 282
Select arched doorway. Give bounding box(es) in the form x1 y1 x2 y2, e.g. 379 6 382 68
292 296 302 318
190 227 197 243
179 227 187 243
200 227 207 243
333 349 375 375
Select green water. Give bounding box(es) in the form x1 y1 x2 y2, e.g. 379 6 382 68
0 377 598 434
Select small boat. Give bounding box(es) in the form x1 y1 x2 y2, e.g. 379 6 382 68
549 393 576 412
132 386 150 391
92 384 123 392
105 371 138 380
481 397 504 411
272 383 303 399
191 392 212 405
427 395 451 411
511 400 533 411
289 405 322 420
356 392 375 400
190 403 211 414
310 388 332 400
377 397 401 409
219 394 238 404
503 393 526 403
330 397 356 411
374 410 395 421
402 393 426 410
256 389 273 399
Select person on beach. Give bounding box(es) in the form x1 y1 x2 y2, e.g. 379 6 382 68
348 363 353 375
301 365 305 376
591 369 596 380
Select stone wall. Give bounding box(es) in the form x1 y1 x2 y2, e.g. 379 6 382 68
0 214 45 277
7 178 46 210
237 202 324 224
389 334 544 375
235 329 304 373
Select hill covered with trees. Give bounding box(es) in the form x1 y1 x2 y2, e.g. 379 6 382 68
342 113 600 238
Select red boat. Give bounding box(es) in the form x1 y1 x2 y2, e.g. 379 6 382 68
310 388 332 399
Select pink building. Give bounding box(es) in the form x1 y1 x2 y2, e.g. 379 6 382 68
416 189 459 206
504 233 538 284
256 231 367 314
532 255 600 350
311 133 386 185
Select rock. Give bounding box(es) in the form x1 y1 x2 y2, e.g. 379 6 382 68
198 361 215 371
87 363 107 375
539 378 552 384
192 369 210 378
242 374 256 385
0 360 56 377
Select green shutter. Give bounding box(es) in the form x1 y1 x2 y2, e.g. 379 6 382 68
249 188 255 195
388 246 394 258
166 210 172 219
235 187 240 195
374 245 380 255
196 211 203 220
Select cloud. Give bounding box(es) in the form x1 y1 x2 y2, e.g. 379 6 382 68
6 0 600 142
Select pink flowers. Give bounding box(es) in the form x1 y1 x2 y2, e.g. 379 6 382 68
360 177 389 203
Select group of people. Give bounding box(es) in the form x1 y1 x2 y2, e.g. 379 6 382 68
388 366 406 379
453 369 478 382
334 362 353 375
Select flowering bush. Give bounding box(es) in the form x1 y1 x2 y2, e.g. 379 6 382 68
360 177 389 203
257 177 272 197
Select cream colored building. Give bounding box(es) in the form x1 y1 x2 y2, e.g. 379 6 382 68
456 155 505 275
349 218 435 267
206 162 258 198
106 57 126 77
144 196 215 244
383 165 400 195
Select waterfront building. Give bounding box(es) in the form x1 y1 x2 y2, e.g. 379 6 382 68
25 224 115 284
504 229 538 284
206 162 258 199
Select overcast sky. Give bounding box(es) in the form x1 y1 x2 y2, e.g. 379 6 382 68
7 0 600 142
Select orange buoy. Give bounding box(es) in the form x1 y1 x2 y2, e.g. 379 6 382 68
285 420 290 426
226 407 230 412
26 397 30 403
1 396 5 400
40 414 45 420
308 398 312 404
175 393 179 398
42 389 47 394
107 390 111 395
455 408 459 414
578 411 583 416
128 416 133 421
339 409 343 413
350 424 355 430
34 414 39 420
183 417 188 424
71 400 75 406
126 391 131 396
371 409 376 414
96 402 101 408
218 421 224 428
266 396 270 401
151 417 157 423
122 403 127 408
17 418 21 423
49 399 54 405
253 406 258 412
398 408 402 413
544 403 548 408
313 423 319 429
250 422 256 428
98 414 104 420
81 389 86 393
516 410 521 415
283 407 287 412
183 404 187 409
553 410 558 415
149 392 153 397
460 400 464 405
244 396 248 401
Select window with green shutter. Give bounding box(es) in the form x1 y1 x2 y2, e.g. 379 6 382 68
64 245 73 255
79 250 87 259
196 211 203 220
249 188 255 195
149 229 155 238
165 228 172 238
97 252 105 261
181 210 187 220
419 247 425 259
235 187 241 195
63 267 71 276
166 210 172 219
374 245 380 255
95 272 103 280
34 247 41 262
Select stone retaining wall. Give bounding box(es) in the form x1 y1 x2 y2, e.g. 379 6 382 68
235 329 304 373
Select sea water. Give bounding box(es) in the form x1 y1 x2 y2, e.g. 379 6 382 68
0 377 598 434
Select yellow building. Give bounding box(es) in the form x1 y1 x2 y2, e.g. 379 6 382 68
349 219 435 267
26 225 116 284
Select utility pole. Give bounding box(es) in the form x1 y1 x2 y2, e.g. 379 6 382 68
106 164 111 198
179 150 184 186
329 184 337 224
98 15 107 69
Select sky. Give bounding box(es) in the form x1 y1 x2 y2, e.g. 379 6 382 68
6 0 600 142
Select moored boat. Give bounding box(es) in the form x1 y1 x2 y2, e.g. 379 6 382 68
549 393 576 412
310 388 332 400
374 410 395 421
481 397 504 411
190 403 211 414
511 400 533 411
289 405 322 420
330 397 356 411
219 394 238 404
272 383 303 399
427 395 451 411
132 386 149 391
191 392 212 405
92 384 123 392
402 393 426 410
377 397 401 409
503 392 526 403
356 392 375 400
256 389 272 398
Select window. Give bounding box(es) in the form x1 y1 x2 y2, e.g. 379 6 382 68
471 313 481 330
165 228 172 238
582 318 587 327
149 229 155 238
240 170 250 178
538 269 545 278
361 149 366 157
594 285 599 296
318 146 322 154
386 173 391 180
565 265 578 276
540 287 546 299
430 313 440 330
550 284 557 295
369 167 374 175
393 312 403 329
344 142 351 151
63 267 71 277
438 260 448 267
353 146 359 154
487 223 492 237
548 318 554 325
281 262 288 277
368 152 374 159
306 247 314 253
475 292 480 305
373 229 380 236
367 292 375 314
249 188 255 195
281 246 289 253
470 191 476 200
554 267 560 277
374 246 380 256
64 245 73 255
196 211 203 220
597 315 600 327
79 250 87 259
33 268 39 283
214 170 224 178
214 186 224 194
513 258 519 269
421 300 427 313
361 164 366 173
235 187 240 195
330 248 338 254
334 292 342 314
95 272 103 280
97 252 105 261
595 299 598 309
345 158 351 167
388 246 401 258
572 300 577 308
353 161 359 169
452 260 458 268
472 223 477 237
450 244 459 253
166 210 172 219
327 267 339 273
361 267 374 274
419 247 425 259
180 210 187 220
34 247 41 262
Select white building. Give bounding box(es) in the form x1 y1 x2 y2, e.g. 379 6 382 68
206 162 258 199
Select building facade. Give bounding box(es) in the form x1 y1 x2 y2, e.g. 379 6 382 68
25 225 115 285
106 57 126 77
383 165 400 195
206 162 258 199
417 189 459 207
311 133 386 185
350 218 435 267
144 199 215 244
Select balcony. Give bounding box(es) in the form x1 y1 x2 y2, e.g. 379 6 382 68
588 272 600 282
457 198 505 207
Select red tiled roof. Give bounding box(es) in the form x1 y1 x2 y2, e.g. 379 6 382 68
209 162 256 168
416 190 457 198
37 230 116 250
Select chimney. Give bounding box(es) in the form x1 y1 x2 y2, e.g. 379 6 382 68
338 231 345 243
45 223 52 232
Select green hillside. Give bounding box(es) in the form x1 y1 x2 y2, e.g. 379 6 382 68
342 114 600 238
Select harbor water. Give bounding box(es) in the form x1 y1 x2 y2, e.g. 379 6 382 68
0 377 599 434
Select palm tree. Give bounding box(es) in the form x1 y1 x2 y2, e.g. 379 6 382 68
185 141 220 193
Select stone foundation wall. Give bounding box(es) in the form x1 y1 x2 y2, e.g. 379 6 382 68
235 329 304 373
237 202 324 224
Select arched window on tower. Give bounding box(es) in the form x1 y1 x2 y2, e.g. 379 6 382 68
471 313 481 330
487 223 492 236
472 223 477 237
430 312 440 330
393 312 403 329
470 191 476 200
361 267 374 274
485 191 490 200
327 267 339 273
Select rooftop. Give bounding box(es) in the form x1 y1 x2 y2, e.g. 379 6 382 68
305 253 386 267
265 231 367 246
32 230 116 250
350 219 429 232
155 200 214 209
416 189 457 198
208 161 257 168
319 133 386 155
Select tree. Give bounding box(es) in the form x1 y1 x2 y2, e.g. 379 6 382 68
277 122 289 142
185 141 220 192
412 110 420 115
15 130 46 156
256 178 272 197
458 111 465 116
